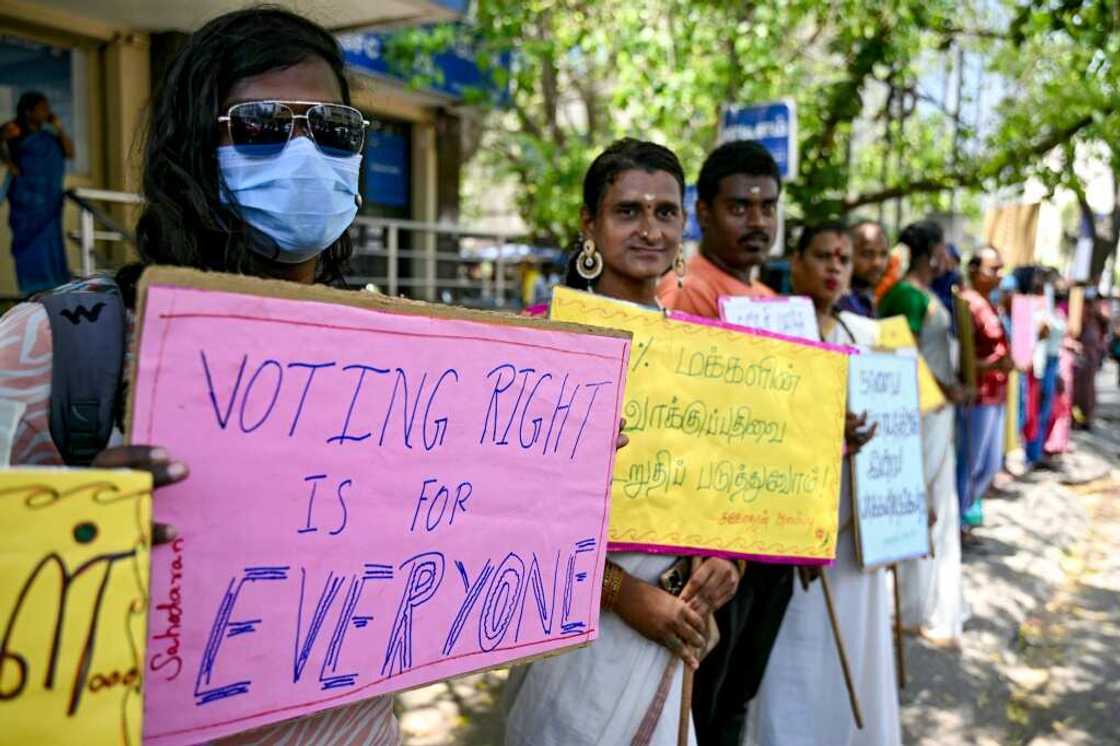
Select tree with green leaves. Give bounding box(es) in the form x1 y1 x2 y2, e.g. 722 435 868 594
387 0 1118 274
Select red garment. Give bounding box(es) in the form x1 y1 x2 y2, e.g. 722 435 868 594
1022 368 1040 443
1045 347 1074 454
959 287 1009 405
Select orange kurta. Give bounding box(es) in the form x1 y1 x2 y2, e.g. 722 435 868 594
657 252 774 318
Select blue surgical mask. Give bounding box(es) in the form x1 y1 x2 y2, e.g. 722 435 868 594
218 137 362 263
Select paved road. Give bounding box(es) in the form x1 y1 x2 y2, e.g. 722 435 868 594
901 363 1119 745
399 364 1120 746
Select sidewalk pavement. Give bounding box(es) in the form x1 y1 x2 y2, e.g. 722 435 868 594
901 362 1120 746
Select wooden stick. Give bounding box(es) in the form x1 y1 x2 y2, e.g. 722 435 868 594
890 564 907 690
820 570 864 730
677 665 694 746
797 565 811 592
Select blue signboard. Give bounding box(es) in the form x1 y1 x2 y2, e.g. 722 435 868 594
338 25 508 104
718 100 798 180
683 184 701 242
363 128 410 208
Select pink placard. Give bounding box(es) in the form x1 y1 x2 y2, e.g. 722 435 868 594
1010 294 1045 370
132 278 628 745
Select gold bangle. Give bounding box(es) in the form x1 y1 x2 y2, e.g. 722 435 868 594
601 562 624 612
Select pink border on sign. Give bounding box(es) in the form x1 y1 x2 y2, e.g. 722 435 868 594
669 310 858 355
609 541 833 567
523 303 549 317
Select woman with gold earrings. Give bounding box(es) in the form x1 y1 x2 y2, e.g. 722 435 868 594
504 138 740 746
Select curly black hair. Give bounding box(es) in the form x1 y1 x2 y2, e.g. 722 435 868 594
133 6 354 290
564 138 686 290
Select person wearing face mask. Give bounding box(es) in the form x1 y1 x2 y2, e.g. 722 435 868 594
505 139 741 746
744 222 900 746
657 140 780 316
877 221 966 647
0 9 397 745
835 220 890 318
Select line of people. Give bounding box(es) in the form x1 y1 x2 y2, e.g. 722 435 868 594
2 7 1113 746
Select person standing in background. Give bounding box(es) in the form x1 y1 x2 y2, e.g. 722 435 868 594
658 141 792 746
876 220 966 646
930 243 962 316
836 219 889 318
1073 287 1110 429
956 247 1013 543
1 92 75 295
746 222 899 746
658 140 778 316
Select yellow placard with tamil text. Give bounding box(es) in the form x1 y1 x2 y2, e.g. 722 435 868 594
550 287 848 562
0 468 152 745
876 316 948 413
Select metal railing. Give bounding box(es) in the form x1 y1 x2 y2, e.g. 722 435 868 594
59 189 541 307
65 188 142 275
348 216 532 308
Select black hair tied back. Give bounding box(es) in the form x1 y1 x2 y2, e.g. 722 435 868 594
564 138 686 290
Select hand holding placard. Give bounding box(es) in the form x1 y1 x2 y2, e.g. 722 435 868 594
131 269 628 745
551 286 851 563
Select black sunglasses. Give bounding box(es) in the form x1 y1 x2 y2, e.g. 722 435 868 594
218 100 370 157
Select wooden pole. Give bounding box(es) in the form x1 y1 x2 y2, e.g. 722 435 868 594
891 564 907 690
677 665 694 746
820 570 864 730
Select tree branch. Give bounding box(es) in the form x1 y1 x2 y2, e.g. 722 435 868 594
843 112 1102 210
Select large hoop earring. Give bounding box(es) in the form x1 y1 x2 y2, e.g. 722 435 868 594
674 249 686 289
576 238 604 281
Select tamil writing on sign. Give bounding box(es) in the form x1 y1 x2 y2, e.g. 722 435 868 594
877 316 947 413
131 269 628 745
718 295 819 340
551 286 850 563
848 352 930 568
0 469 153 745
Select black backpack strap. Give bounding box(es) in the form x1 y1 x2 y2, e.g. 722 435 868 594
40 284 127 466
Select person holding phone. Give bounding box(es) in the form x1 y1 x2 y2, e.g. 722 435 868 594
1 92 75 294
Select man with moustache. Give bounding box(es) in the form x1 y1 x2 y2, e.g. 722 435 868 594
836 219 890 318
658 140 792 746
659 139 778 314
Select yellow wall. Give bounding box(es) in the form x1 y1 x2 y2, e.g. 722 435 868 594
0 0 149 296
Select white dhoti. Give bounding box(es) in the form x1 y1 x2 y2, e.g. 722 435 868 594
899 404 964 640
504 552 695 746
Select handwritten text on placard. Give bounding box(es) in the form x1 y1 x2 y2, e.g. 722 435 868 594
848 352 930 568
0 468 152 746
131 270 628 745
551 286 850 564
